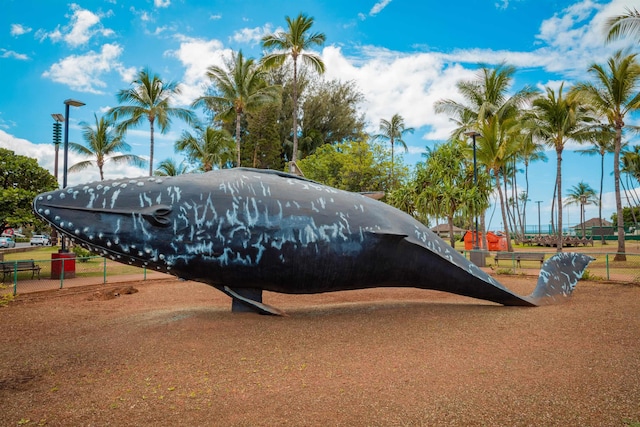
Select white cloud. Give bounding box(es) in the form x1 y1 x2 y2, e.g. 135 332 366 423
231 25 273 45
155 0 171 8
44 4 114 48
370 0 392 16
42 43 127 94
165 36 231 106
1 49 29 60
10 24 31 36
0 129 147 186
319 0 640 154
322 45 475 142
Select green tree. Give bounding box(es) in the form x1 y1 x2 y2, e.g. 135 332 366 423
605 7 640 43
193 51 281 167
417 140 489 248
0 148 58 234
175 126 234 172
297 140 397 192
299 79 366 156
571 50 640 260
154 158 191 176
564 182 599 237
372 114 414 190
526 83 594 251
243 103 285 169
435 64 538 250
262 13 326 172
476 116 521 251
108 68 197 176
68 113 147 181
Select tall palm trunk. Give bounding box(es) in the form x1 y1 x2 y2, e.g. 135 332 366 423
599 151 606 244
390 138 395 189
290 56 299 173
494 168 513 252
148 118 155 176
235 110 242 167
614 124 626 261
555 146 563 251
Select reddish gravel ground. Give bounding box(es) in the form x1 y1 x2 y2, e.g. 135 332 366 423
1 274 639 426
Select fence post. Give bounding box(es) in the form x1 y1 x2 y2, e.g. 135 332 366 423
59 258 65 289
12 261 17 296
143 266 147 281
605 254 610 281
103 257 107 284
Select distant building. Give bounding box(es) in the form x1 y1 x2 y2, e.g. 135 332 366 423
572 217 612 230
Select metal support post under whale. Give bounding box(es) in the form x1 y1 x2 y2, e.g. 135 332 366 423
33 168 593 315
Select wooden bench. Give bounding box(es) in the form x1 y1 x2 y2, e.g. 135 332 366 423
494 252 545 268
0 260 41 282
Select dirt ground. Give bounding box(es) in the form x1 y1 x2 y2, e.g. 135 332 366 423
1 274 639 427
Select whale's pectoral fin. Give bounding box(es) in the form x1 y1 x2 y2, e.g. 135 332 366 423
529 252 594 305
218 286 287 316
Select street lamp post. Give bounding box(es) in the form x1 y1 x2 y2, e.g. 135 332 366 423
61 99 85 252
51 99 85 280
536 201 543 236
465 131 484 267
62 99 85 191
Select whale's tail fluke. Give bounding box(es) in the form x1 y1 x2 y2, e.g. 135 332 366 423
528 252 594 305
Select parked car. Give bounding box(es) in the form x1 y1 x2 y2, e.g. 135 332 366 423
0 237 16 248
30 234 50 246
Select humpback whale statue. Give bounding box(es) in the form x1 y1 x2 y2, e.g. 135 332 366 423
33 168 592 315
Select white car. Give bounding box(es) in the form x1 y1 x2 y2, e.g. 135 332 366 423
0 237 16 248
30 235 50 246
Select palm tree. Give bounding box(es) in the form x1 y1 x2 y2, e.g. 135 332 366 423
435 64 538 251
476 116 521 252
605 7 640 43
68 113 146 181
525 83 594 251
261 13 326 173
108 68 196 176
571 51 640 260
154 158 191 176
577 127 616 244
564 182 598 238
193 51 280 167
373 114 414 189
175 126 234 172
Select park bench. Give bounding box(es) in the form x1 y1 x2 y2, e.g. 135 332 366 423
494 252 545 268
0 260 41 282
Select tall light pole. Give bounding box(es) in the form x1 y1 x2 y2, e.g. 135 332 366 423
465 130 483 267
62 99 85 190
61 99 85 251
536 200 543 236
465 131 481 250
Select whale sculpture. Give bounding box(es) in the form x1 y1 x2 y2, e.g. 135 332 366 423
33 168 592 315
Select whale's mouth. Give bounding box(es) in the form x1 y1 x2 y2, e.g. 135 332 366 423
33 195 160 269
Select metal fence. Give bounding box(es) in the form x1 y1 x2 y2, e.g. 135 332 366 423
463 251 640 283
0 256 170 296
1 252 639 298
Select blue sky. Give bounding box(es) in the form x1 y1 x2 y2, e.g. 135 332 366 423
1 0 639 231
